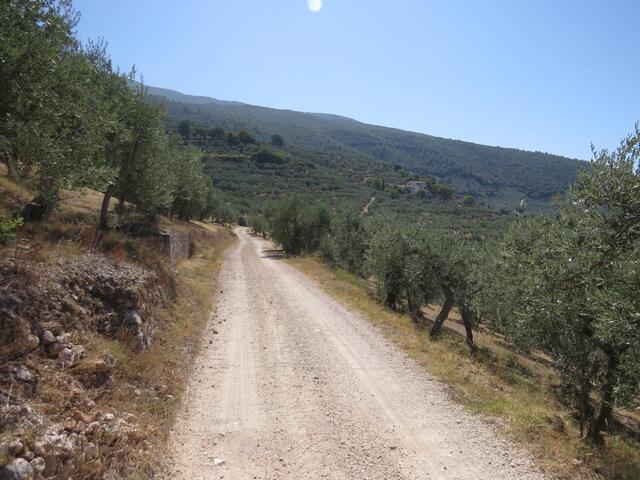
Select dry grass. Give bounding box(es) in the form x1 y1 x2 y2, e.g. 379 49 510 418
1 219 235 477
287 255 640 480
0 165 108 216
59 188 112 215
0 174 32 202
0 165 33 215
1 167 238 477
92 225 236 476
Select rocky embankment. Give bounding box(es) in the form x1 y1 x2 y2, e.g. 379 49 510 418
0 251 171 479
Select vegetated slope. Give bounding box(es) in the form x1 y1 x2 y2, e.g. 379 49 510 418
163 125 515 239
0 166 235 478
200 144 377 212
145 85 587 203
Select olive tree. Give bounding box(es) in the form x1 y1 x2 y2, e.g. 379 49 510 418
0 2 120 214
492 125 640 444
109 89 175 218
265 195 330 254
365 223 438 315
326 209 368 274
248 214 267 237
170 145 209 220
426 235 488 348
0 0 78 180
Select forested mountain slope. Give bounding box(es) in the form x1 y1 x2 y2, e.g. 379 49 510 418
145 85 587 203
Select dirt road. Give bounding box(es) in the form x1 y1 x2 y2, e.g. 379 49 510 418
362 195 376 214
168 228 544 479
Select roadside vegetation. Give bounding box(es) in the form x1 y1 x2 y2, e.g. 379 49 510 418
1 2 237 478
98 222 235 477
1 160 237 477
260 125 640 479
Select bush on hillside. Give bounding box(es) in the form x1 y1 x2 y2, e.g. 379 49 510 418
238 130 256 145
271 134 285 147
251 149 287 165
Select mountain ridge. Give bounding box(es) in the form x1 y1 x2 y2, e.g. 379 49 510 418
143 83 587 204
144 83 582 159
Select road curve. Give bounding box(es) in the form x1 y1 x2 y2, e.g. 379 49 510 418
168 228 544 480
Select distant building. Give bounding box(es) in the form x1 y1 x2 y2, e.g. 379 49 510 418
515 197 528 215
405 180 428 193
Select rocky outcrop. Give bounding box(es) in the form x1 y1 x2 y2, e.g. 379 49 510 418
0 409 143 479
0 252 172 478
0 253 168 353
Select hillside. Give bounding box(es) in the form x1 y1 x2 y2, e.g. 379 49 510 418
145 85 587 205
154 122 516 239
0 164 236 478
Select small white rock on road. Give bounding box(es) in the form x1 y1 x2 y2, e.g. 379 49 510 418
167 227 545 480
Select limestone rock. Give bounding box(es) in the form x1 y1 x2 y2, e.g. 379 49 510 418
123 309 142 327
29 458 45 474
85 422 100 436
14 365 33 383
0 458 33 480
56 348 75 368
47 341 66 357
71 344 85 359
82 442 98 460
72 410 91 424
41 330 56 345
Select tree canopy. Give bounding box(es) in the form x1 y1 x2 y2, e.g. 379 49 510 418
0 0 231 225
490 125 640 444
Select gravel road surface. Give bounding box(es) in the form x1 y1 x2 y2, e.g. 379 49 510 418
168 228 545 480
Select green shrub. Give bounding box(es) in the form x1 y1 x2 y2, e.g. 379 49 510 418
251 149 287 165
0 215 24 245
271 134 285 147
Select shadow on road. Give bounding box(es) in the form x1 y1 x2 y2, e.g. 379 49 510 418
260 248 287 260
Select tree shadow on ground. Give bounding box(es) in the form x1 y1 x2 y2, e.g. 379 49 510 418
260 248 287 259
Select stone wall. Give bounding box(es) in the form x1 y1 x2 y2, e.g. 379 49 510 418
159 231 193 267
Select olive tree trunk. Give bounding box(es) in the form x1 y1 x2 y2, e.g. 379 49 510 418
460 305 476 349
586 348 619 445
386 291 398 310
407 291 423 321
578 380 594 438
429 285 454 337
100 184 114 230
3 154 18 180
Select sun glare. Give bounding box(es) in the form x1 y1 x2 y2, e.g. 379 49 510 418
308 0 322 13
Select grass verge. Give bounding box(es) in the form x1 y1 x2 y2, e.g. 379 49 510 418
287 255 640 480
95 226 236 477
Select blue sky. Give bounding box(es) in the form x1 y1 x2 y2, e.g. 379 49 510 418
74 0 639 160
